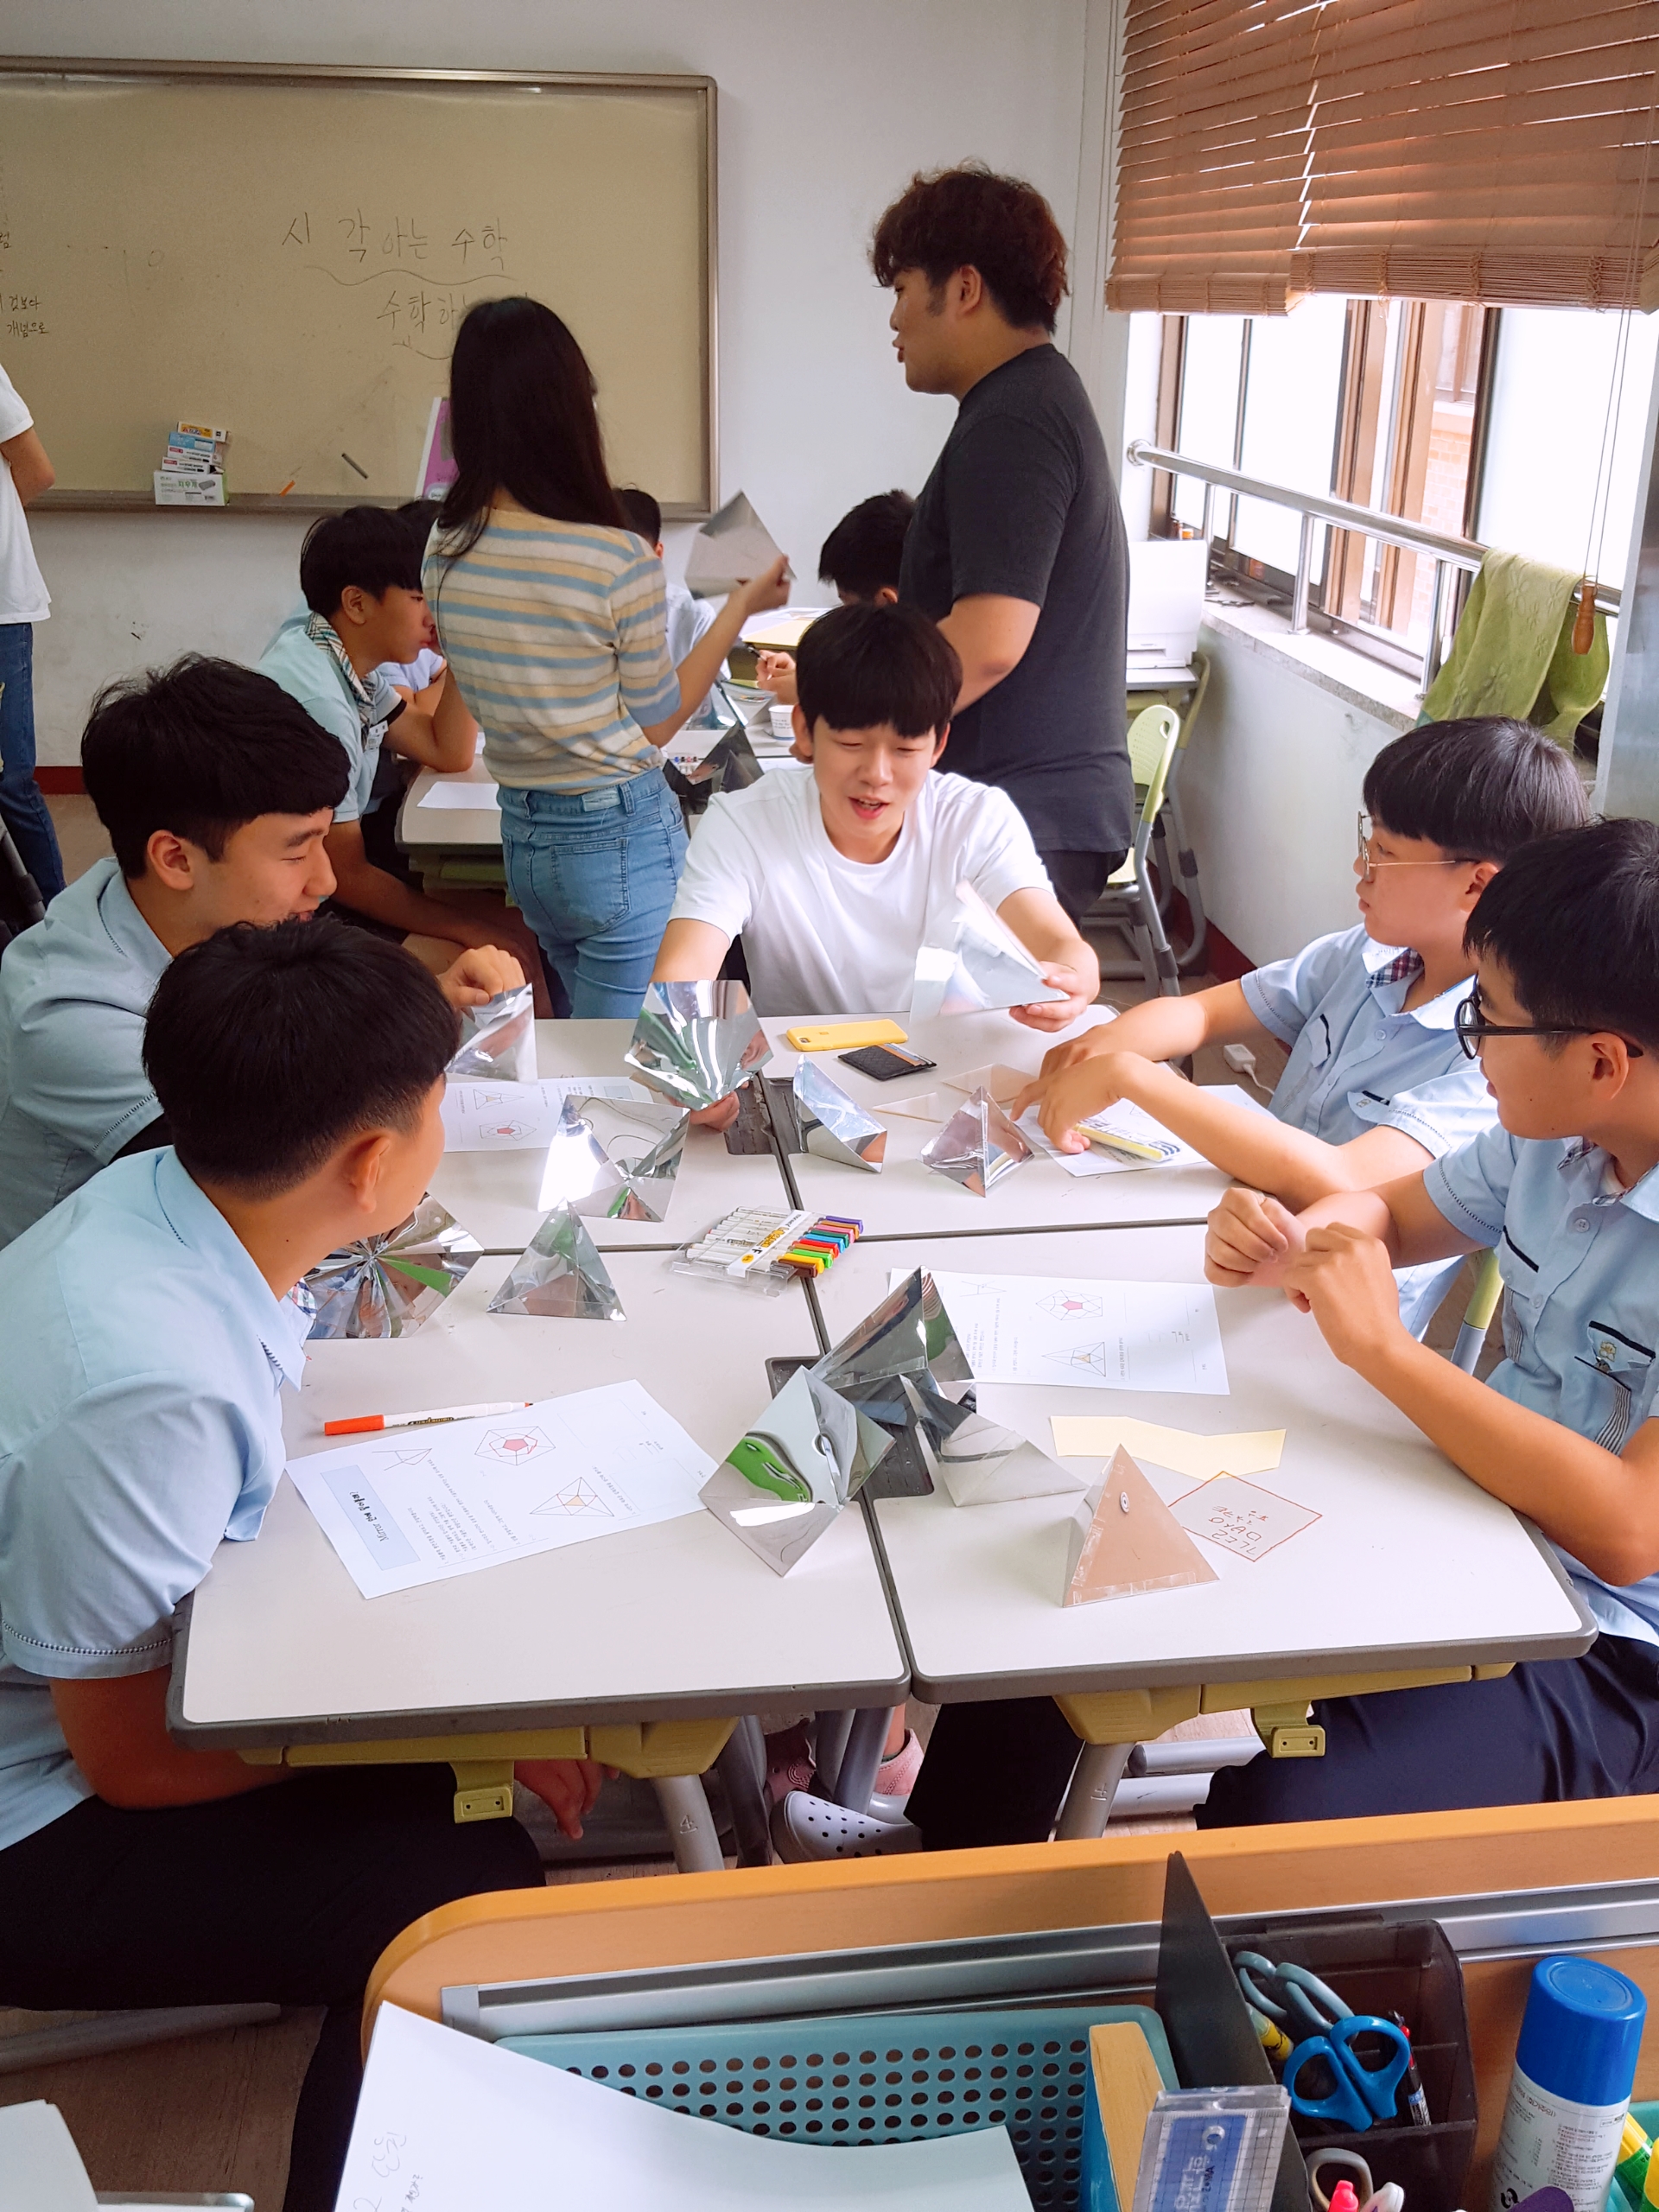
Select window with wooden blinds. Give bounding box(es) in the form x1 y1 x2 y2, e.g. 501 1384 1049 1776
1109 0 1659 315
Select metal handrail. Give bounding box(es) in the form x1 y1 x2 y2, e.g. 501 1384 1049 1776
1125 437 1621 690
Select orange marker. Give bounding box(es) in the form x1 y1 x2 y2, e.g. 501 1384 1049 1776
323 1398 531 1437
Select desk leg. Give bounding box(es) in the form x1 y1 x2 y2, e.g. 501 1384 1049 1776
813 1709 855 1797
826 1707 891 1818
652 1775 727 1873
715 1716 772 1868
1055 1741 1135 1840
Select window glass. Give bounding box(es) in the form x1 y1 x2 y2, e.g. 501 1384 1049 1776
1232 295 1348 578
1172 315 1244 533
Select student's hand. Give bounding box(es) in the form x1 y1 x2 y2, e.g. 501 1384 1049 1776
1012 1050 1142 1152
734 555 792 621
435 944 527 1010
1029 1023 1121 1081
690 1094 742 1133
1280 1223 1409 1370
756 651 798 707
1010 965 1099 1037
1204 1188 1306 1288
517 1757 610 1841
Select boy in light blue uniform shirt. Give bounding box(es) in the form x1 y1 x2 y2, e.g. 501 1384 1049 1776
1204 817 1659 1819
615 486 733 734
1017 718 1590 1334
0 919 601 2210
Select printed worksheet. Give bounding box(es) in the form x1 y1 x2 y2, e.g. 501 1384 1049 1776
442 1076 650 1151
287 1381 714 1597
418 779 500 810
925 1271 1230 1395
1019 1082 1268 1179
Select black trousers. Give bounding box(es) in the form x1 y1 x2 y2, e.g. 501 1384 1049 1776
1039 848 1128 929
0 1764 543 2210
906 1638 1659 1850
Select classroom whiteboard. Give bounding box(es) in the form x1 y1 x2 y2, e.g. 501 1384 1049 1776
0 61 715 512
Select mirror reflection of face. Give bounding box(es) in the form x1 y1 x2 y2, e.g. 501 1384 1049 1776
802 720 948 855
197 810 336 930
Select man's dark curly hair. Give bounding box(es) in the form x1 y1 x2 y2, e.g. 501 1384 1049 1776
871 164 1069 334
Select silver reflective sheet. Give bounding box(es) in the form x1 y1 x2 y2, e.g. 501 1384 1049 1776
448 983 537 1084
624 980 772 1111
536 1096 689 1221
302 1198 481 1340
922 1402 1084 1508
919 1085 1032 1197
793 1058 886 1173
911 879 1067 1020
810 1267 973 1485
486 1203 626 1321
700 1367 866 1576
684 722 765 796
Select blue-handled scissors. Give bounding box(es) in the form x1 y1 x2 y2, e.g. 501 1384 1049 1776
1232 1951 1411 2133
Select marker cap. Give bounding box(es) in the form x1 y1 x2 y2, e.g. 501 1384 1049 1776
1516 1955 1646 2107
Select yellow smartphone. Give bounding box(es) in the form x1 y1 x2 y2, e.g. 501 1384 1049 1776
785 1018 910 1052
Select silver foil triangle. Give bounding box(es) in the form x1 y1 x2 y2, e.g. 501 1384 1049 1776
919 1084 1032 1196
487 1204 626 1321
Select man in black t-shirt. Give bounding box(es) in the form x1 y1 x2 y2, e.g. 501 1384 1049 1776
874 165 1133 922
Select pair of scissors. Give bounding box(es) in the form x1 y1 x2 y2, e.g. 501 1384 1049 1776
1233 1951 1411 2133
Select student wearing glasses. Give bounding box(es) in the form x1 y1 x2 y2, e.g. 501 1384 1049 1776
1201 817 1659 1821
1014 716 1588 1341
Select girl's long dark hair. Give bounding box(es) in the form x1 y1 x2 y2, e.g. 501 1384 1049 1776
435 296 624 567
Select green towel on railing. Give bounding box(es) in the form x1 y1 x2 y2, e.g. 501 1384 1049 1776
1421 549 1608 742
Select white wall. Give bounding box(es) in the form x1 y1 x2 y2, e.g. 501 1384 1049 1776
10 0 1095 762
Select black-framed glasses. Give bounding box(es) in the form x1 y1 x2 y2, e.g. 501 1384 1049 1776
1454 982 1646 1062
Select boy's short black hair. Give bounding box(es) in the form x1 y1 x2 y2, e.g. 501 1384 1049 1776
1362 716 1588 861
143 917 459 1198
1465 819 1659 1055
82 656 349 878
397 498 440 568
818 491 915 600
299 505 424 617
795 602 960 738
615 486 661 543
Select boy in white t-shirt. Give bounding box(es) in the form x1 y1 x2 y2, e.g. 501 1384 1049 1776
0 358 65 905
653 600 1097 1025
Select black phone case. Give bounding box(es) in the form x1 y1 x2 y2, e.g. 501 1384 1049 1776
838 1046 938 1082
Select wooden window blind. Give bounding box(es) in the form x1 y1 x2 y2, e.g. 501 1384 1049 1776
1109 0 1659 315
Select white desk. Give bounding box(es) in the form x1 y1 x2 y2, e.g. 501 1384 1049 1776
401 758 503 854
174 1254 903 1751
429 1019 794 1252
763 1011 1243 1236
814 1227 1592 1707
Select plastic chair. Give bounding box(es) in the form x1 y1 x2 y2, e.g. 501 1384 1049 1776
1452 1249 1503 1374
1099 652 1212 981
1084 702 1183 998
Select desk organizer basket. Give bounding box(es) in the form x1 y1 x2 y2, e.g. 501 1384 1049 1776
1224 1914 1477 2212
502 2001 1174 2211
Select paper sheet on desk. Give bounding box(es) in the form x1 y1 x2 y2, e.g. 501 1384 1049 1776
1019 1083 1268 1179
442 1077 648 1151
921 1270 1229 1395
1050 1416 1283 1480
419 779 500 810
341 2004 1033 2210
287 1380 713 1597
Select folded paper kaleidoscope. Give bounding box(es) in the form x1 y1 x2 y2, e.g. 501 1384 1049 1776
701 1367 880 1575
302 1198 481 1339
536 1095 689 1221
448 982 537 1084
683 489 788 601
911 879 1067 1020
919 1084 1032 1197
624 980 772 1112
793 1058 886 1173
486 1204 625 1321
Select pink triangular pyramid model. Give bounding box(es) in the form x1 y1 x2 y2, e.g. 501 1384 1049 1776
1062 1445 1217 1605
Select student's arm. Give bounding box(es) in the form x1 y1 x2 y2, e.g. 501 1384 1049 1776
435 944 524 1011
384 682 474 774
1 423 54 504
995 886 1100 1033
323 820 507 950
1274 1222 1659 1586
1204 1171 1478 1289
1013 979 1268 1122
640 559 791 746
938 594 1041 709
1027 1046 1433 1206
756 651 798 708
53 1669 286 1808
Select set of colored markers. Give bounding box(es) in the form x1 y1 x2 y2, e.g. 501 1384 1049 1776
673 1205 863 1293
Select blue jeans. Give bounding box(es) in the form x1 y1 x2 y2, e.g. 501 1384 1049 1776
0 623 65 905
498 768 688 1020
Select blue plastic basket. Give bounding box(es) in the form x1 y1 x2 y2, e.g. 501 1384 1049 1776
501 2002 1175 2211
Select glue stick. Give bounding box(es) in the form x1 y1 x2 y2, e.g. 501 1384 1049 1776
1490 1956 1646 2212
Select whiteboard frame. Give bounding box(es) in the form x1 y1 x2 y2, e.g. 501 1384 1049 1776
0 55 719 518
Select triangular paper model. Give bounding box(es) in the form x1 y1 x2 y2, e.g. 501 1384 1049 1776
702 1368 868 1575
919 1085 1032 1196
930 1409 1086 1507
911 880 1067 1020
448 982 537 1084
683 490 790 600
794 1058 886 1172
1062 1446 1218 1605
486 1205 625 1321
